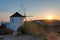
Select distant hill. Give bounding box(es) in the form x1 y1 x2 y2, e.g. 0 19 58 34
31 20 60 26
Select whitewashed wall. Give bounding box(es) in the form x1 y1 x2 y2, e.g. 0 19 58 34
8 17 24 32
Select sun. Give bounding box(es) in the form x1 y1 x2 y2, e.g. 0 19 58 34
46 16 53 20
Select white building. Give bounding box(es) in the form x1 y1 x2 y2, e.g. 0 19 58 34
7 12 25 34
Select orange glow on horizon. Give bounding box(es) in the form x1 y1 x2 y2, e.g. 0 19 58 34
46 16 53 20
26 16 60 21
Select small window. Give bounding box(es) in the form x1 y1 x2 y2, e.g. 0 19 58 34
12 19 14 22
20 19 22 20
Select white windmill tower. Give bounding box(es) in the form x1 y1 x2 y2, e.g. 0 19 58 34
8 4 33 35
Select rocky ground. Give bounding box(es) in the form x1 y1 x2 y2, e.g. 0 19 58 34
0 32 60 40
2 34 45 40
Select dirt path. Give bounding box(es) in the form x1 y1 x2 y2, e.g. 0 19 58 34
3 34 44 40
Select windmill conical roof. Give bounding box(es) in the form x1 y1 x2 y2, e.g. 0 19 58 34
10 12 24 17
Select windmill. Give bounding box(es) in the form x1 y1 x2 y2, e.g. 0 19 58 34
19 4 33 21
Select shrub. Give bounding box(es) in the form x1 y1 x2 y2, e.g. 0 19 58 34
17 27 26 34
17 22 46 37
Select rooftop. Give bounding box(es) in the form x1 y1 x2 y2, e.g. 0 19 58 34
10 12 24 17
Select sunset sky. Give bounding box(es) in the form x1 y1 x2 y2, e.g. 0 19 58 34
0 0 60 22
